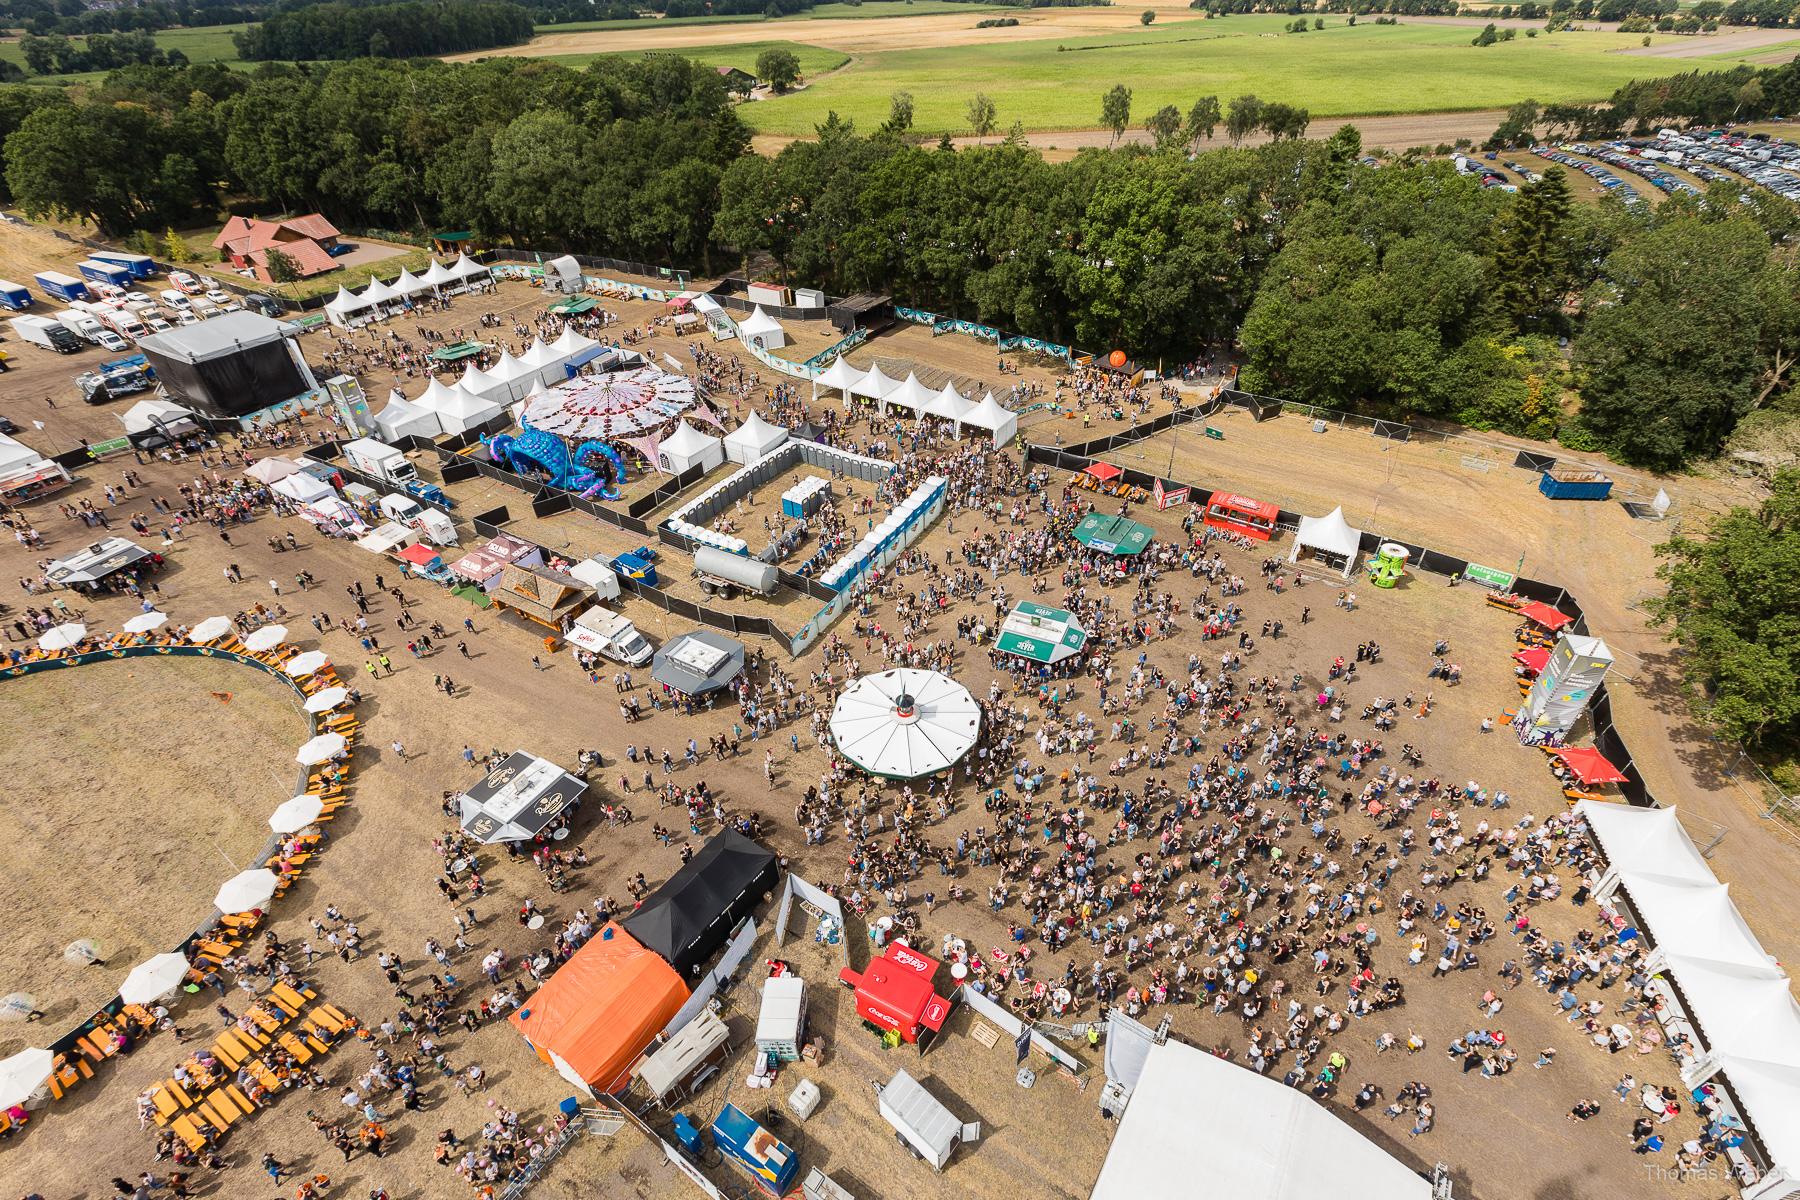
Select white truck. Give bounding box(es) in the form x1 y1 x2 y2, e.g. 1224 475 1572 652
692 545 778 600
343 438 421 488
378 492 458 547
8 315 82 353
54 309 104 343
567 605 653 666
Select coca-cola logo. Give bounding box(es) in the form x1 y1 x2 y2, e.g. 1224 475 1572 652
889 946 931 974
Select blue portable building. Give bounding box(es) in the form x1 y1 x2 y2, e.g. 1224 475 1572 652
710 1103 799 1197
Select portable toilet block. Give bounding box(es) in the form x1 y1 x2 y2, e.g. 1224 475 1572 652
756 975 806 1062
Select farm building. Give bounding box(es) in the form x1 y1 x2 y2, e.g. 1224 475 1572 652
213 214 343 281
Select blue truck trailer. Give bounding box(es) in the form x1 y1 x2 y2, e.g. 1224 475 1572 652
0 280 31 310
32 271 88 303
77 259 134 289
88 251 156 280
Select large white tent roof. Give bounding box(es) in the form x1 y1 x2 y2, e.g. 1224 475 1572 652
551 325 597 358
1706 1056 1800 1174
661 420 719 459
119 398 196 436
375 393 442 441
449 252 489 280
361 275 398 305
886 372 934 413
422 259 455 288
963 393 1015 431
830 669 980 779
458 362 501 398
1294 506 1363 562
815 355 862 390
850 364 899 401
325 285 369 315
1615 871 1777 971
924 384 973 422
489 350 537 384
391 267 429 295
1576 801 1714 885
1659 954 1800 1066
414 376 473 412
724 411 788 458
1090 1037 1432 1200
521 338 561 370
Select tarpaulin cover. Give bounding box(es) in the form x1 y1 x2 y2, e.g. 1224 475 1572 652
624 830 778 978
508 924 687 1093
1518 600 1573 631
1554 745 1629 785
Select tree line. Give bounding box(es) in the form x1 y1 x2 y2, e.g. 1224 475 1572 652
232 0 535 60
1 57 1794 472
15 30 189 76
1486 57 1800 148
0 0 257 37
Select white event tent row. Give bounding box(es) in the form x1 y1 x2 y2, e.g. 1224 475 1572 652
408 376 504 437
325 255 496 327
1577 800 1800 1199
829 355 1019 447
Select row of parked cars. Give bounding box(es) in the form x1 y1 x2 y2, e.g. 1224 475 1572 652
1546 142 1700 200
1531 146 1650 206
1640 128 1800 204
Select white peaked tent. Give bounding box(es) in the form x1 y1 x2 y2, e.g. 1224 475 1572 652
851 364 899 407
814 355 862 403
551 325 598 360
375 391 442 442
458 361 504 401
963 393 1019 448
391 267 429 296
830 669 980 779
324 285 372 328
119 397 197 437
1612 872 1776 971
449 253 490 286
1576 802 1713 885
1090 1037 1431 1200
429 380 505 436
886 373 934 416
422 259 456 292
521 338 565 386
924 383 973 428
488 350 539 401
1289 506 1364 577
724 411 789 464
737 305 786 349
362 275 399 309
659 420 724 475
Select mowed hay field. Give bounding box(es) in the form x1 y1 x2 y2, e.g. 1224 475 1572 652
0 657 303 1048
720 16 1798 135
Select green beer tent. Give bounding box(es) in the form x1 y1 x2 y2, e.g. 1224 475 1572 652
1071 513 1153 557
996 601 1087 664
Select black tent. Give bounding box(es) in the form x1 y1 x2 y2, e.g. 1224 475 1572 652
624 830 778 978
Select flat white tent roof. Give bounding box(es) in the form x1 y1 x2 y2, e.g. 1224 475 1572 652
1090 1037 1432 1200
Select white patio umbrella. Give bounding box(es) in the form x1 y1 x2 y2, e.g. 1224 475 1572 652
0 1048 54 1109
36 623 86 652
829 669 982 779
119 952 192 1005
296 731 347 766
243 625 288 652
285 650 330 677
123 611 168 634
269 794 324 834
187 615 233 643
303 686 349 714
214 868 279 913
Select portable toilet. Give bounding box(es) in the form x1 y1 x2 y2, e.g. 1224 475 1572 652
756 975 806 1062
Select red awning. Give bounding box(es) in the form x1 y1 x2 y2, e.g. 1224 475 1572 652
1554 746 1629 785
399 544 439 566
1513 647 1550 672
1085 462 1123 483
1518 601 1572 631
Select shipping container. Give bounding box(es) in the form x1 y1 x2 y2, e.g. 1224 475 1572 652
1538 469 1614 501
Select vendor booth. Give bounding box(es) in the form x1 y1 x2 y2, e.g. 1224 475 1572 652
43 536 156 592
814 355 862 404
877 1069 980 1172
489 563 588 632
1519 599 1575 632
737 306 786 350
963 393 1018 447
724 411 789 465
624 829 779 978
756 975 807 1062
1288 506 1364 577
1204 491 1279 541
457 749 587 844
449 534 543 591
838 941 953 1049
1071 513 1153 557
659 420 724 475
373 390 442 442
119 398 198 440
651 630 746 697
273 471 336 506
830 669 980 780
635 1008 732 1106
996 601 1087 665
509 924 689 1095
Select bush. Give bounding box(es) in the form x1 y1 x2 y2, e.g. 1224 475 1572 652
976 15 1020 24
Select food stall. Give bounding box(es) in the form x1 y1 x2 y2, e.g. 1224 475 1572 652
1203 491 1280 541
838 941 953 1051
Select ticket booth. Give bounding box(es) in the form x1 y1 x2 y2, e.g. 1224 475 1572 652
1203 491 1279 541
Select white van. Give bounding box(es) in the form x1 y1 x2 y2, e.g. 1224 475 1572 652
160 289 193 310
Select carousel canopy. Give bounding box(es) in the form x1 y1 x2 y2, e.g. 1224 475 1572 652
830 669 980 779
458 750 587 844
522 366 696 439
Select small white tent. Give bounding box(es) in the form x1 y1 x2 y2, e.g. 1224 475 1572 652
551 325 597 360
814 354 862 403
422 258 458 294
458 361 504 401
272 472 335 506
449 253 490 287
850 364 899 407
375 392 442 442
119 398 197 438
724 411 789 464
324 286 372 328
963 393 1019 448
737 305 786 350
1288 506 1364 577
429 382 505 437
391 267 429 297
886 373 934 416
520 338 565 386
488 351 540 400
659 420 724 475
361 275 399 311
924 383 973 427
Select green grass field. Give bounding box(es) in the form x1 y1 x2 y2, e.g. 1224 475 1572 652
535 1 1009 34
0 22 249 84
724 15 1798 135
549 39 851 79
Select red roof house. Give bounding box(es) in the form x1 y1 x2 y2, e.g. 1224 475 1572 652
213 215 343 282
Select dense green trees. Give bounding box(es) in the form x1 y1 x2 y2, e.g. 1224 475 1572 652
233 1 534 61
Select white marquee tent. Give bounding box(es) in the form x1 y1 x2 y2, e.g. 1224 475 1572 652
324 286 373 328
551 325 598 360
814 355 862 403
427 380 505 436
361 275 399 310
924 383 973 428
963 393 1018 448
391 267 430 296
737 305 786 350
886 373 934 416
119 398 197 438
1288 506 1364 577
375 391 442 442
724 411 789 464
850 364 899 406
422 259 456 292
1090 1036 1432 1200
457 362 504 402
520 338 565 387
449 253 490 286
660 420 724 475
272 471 335 506
487 351 540 401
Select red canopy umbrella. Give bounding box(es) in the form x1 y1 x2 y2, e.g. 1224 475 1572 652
1084 462 1123 483
1518 601 1572 631
1554 746 1629 785
1513 646 1550 673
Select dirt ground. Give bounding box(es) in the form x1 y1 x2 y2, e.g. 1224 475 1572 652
0 657 302 1045
0 277 1794 1200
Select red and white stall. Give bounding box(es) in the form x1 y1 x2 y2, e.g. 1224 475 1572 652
1203 491 1280 541
838 941 953 1051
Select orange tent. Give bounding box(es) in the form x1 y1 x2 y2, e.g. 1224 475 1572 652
509 924 688 1094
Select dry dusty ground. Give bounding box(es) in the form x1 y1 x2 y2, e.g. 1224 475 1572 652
0 657 302 1046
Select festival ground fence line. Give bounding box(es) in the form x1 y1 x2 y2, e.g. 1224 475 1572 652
0 643 335 1081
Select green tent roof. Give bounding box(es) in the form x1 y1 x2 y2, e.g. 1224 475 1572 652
996 601 1087 663
429 340 487 363
549 296 598 315
432 230 474 242
1071 513 1153 557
